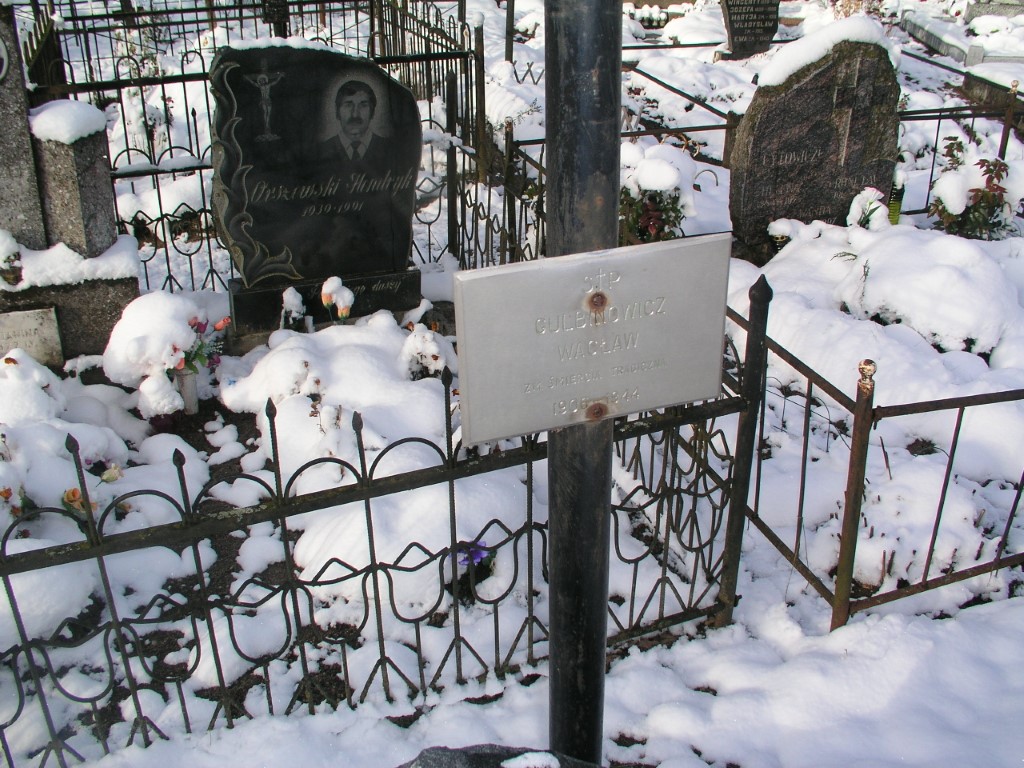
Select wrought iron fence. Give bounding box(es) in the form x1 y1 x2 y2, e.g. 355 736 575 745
0 342 758 765
722 293 1024 629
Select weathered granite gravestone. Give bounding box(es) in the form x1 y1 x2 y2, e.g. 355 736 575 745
728 41 900 264
0 308 62 367
211 46 423 342
0 6 47 250
0 11 137 365
721 0 780 59
31 101 118 257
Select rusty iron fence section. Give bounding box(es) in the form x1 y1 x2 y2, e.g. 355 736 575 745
724 296 1024 629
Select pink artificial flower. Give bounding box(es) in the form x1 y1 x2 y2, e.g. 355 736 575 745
213 317 231 331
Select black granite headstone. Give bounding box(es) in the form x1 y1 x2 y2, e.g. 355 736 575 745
211 45 421 291
721 0 780 59
728 41 900 264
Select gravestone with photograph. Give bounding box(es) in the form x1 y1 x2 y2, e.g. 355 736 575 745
211 46 422 342
721 0 780 59
728 41 900 264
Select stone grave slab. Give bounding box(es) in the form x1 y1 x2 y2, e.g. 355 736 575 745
211 45 422 328
0 308 62 366
454 234 731 446
0 276 140 362
229 271 421 342
729 41 900 264
721 0 780 59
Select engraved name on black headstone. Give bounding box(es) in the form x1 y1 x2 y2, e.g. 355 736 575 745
721 0 780 59
211 46 421 289
728 41 900 264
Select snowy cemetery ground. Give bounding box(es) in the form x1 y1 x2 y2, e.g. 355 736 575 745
3 0 1024 766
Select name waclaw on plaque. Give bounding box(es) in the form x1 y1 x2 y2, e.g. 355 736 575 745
519 266 676 417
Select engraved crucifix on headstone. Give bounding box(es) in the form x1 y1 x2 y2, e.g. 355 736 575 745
244 65 284 142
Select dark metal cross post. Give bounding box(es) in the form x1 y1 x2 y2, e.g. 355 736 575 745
544 0 622 762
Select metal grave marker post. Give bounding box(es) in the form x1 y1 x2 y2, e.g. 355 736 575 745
453 233 732 446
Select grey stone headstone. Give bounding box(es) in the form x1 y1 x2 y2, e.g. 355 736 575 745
0 277 139 363
966 0 1024 22
0 7 46 250
394 745 602 768
35 129 117 257
211 46 422 288
728 41 900 264
721 0 780 59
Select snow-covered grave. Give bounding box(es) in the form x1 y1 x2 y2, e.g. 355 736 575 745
0 0 1022 767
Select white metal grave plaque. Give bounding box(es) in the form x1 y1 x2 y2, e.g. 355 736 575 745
454 233 731 445
0 308 62 367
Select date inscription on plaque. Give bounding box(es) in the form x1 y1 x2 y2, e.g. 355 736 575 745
454 233 731 445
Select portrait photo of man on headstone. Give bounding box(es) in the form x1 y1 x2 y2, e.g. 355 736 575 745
309 74 418 274
320 79 389 168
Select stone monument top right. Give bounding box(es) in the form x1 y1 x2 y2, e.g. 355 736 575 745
727 20 901 264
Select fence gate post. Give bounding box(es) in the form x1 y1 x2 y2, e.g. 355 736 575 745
445 71 462 267
831 359 876 630
715 275 772 626
473 22 488 181
998 80 1019 160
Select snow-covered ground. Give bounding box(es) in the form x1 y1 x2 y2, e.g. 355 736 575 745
3 0 1024 766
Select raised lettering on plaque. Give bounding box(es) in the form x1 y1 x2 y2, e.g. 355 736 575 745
211 47 421 287
454 235 731 445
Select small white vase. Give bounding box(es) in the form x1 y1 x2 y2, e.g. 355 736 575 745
175 370 200 415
